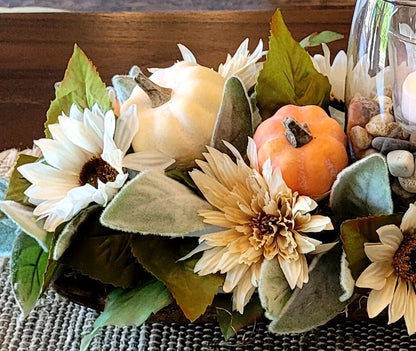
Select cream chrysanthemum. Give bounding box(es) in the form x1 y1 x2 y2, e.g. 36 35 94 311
356 203 416 335
18 103 173 232
185 139 333 313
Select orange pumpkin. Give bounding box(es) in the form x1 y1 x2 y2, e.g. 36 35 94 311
253 104 348 197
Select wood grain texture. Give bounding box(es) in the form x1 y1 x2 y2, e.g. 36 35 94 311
0 7 354 150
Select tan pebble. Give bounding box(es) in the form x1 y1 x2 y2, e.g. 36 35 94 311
387 150 414 177
347 93 380 131
410 134 416 146
392 179 416 202
366 119 399 137
373 95 393 114
399 171 416 193
349 126 373 150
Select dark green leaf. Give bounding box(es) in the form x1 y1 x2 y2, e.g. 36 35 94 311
299 31 344 48
215 294 263 340
330 154 393 222
5 154 38 203
59 206 144 288
130 235 224 322
255 10 331 119
45 44 111 138
80 279 173 351
268 244 351 333
211 76 252 157
11 231 49 317
341 215 402 280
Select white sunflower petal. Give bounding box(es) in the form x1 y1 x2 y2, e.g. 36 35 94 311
356 262 394 290
401 203 416 234
377 224 403 250
404 286 416 335
367 274 397 318
114 104 139 154
122 150 175 171
389 278 408 324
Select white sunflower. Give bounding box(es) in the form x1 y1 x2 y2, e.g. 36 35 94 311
183 139 333 313
356 203 416 335
18 103 174 232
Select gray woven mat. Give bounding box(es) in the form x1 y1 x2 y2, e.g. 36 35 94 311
0 258 416 351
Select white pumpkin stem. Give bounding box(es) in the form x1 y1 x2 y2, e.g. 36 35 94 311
283 117 313 148
134 71 172 108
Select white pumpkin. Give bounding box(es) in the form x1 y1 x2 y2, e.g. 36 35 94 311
120 61 225 169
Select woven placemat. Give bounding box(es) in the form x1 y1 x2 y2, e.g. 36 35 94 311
0 258 416 350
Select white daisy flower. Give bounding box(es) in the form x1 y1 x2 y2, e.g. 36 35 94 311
18 103 174 232
312 43 347 102
177 38 265 90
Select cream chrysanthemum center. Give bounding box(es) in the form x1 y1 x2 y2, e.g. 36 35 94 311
392 232 416 284
79 156 119 187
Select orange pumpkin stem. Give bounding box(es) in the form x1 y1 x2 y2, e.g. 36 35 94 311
283 117 313 148
134 70 172 108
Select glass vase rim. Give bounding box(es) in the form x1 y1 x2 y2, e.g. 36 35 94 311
381 0 416 6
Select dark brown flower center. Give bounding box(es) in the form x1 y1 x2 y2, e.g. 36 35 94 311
392 232 416 283
79 156 118 188
250 211 279 237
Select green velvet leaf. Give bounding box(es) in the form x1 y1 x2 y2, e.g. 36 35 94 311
59 206 144 288
341 215 402 280
210 76 252 156
330 154 393 222
5 154 38 203
268 244 351 334
299 31 344 48
214 294 263 340
0 178 19 256
45 44 111 138
0 200 51 252
258 258 292 320
80 279 173 351
100 170 214 236
130 235 224 322
111 65 139 104
11 231 49 317
255 9 331 119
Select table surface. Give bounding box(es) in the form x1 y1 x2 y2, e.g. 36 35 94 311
0 5 354 151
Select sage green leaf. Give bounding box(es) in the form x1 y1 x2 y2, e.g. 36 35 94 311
80 279 173 351
341 215 402 280
255 10 331 119
100 170 214 236
111 65 139 104
0 178 18 256
299 31 344 48
45 44 111 138
0 200 51 252
268 244 350 334
5 154 38 203
59 206 144 288
258 258 292 320
211 76 252 156
11 231 49 317
330 154 393 222
130 235 224 322
214 294 263 340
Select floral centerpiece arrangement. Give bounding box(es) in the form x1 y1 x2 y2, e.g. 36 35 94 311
0 9 414 350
